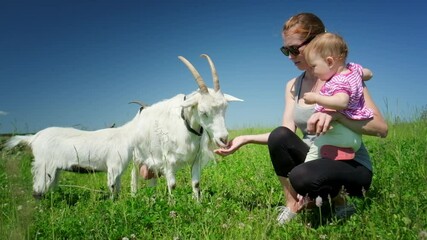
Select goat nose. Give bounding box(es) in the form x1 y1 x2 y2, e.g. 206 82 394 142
220 137 228 145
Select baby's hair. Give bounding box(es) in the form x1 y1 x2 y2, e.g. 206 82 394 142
304 32 348 62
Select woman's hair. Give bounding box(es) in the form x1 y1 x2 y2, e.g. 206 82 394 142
304 32 349 62
282 13 326 41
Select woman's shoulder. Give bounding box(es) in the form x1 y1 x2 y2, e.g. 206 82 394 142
286 76 299 99
286 72 305 97
287 72 305 89
286 77 297 88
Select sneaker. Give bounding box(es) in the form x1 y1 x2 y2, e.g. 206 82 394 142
276 206 297 225
334 204 356 220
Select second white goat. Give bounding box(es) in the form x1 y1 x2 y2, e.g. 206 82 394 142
5 108 146 199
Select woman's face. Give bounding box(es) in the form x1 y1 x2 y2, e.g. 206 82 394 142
282 31 310 71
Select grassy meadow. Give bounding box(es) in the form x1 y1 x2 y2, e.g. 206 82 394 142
0 121 426 239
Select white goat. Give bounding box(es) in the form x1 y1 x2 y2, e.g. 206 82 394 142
4 108 146 199
131 54 242 201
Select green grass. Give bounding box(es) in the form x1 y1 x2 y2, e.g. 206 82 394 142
0 122 426 239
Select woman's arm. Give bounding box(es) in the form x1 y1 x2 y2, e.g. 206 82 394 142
215 78 298 156
362 68 373 81
281 78 298 131
338 84 388 137
214 133 270 156
307 84 388 137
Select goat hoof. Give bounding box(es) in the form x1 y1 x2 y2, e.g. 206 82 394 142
32 192 44 200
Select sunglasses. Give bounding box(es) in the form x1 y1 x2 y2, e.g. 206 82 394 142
280 36 315 56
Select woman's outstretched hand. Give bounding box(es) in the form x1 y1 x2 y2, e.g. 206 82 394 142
214 136 246 156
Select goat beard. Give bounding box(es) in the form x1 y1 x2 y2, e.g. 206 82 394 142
198 133 216 167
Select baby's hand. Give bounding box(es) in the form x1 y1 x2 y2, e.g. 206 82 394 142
303 92 318 104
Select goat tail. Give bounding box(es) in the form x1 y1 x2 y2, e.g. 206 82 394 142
5 135 34 149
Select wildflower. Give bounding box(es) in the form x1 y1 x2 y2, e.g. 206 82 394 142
169 210 177 218
315 196 323 207
419 230 427 240
319 234 327 239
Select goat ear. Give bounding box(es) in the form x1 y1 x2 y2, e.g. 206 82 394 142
224 94 243 102
181 96 199 108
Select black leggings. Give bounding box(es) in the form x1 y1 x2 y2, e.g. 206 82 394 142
268 126 372 199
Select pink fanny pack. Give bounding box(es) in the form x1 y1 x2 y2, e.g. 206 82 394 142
320 145 355 160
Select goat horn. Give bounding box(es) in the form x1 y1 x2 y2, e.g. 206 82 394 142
201 54 220 92
128 101 148 108
178 56 208 94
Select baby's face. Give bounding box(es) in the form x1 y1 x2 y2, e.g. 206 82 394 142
307 54 336 81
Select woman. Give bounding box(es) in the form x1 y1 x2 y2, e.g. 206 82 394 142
215 12 388 224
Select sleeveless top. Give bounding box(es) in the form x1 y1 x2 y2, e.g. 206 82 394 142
293 72 373 172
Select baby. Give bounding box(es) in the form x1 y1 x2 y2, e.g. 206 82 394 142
303 32 373 161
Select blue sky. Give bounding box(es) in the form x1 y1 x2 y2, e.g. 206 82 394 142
1 0 426 134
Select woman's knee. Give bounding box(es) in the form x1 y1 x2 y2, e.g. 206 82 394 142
268 126 304 177
268 126 293 150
